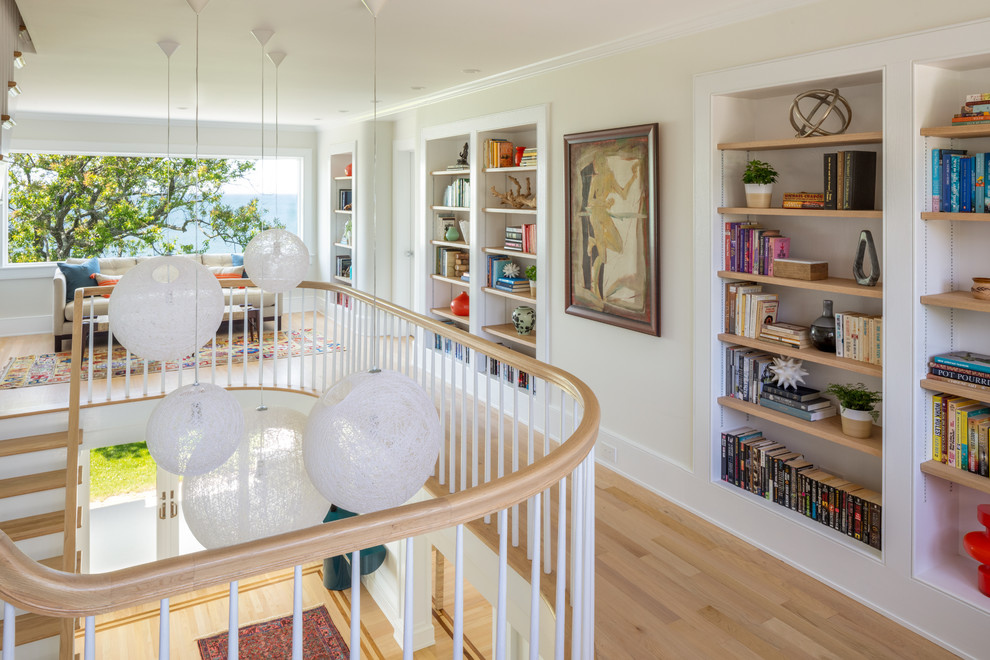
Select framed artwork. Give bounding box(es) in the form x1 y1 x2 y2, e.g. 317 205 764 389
564 124 660 336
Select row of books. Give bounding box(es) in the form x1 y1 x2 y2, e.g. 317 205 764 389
724 281 778 338
930 149 990 213
442 178 470 207
518 147 537 167
486 254 517 287
931 390 990 476
504 224 536 253
493 276 529 293
835 311 883 366
782 192 824 210
335 255 352 279
436 247 468 278
723 222 790 275
948 95 990 125
927 350 990 391
720 427 882 550
484 139 516 169
823 150 877 211
724 349 838 421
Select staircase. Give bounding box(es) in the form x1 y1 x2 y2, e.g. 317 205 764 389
0 430 82 660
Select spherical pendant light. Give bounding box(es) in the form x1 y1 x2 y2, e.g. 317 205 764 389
183 406 329 549
146 382 243 476
108 256 223 362
303 369 441 514
243 228 310 293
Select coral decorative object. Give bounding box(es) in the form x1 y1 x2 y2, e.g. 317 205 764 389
450 292 469 316
344 162 353 177
963 504 990 597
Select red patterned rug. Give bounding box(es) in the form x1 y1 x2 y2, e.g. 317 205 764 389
196 605 349 660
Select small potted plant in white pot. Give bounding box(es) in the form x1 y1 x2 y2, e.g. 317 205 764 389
525 264 536 296
825 382 881 438
742 159 778 208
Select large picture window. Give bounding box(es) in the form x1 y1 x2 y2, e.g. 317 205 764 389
5 153 301 264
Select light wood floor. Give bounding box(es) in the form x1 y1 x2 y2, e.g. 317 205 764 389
1 330 959 658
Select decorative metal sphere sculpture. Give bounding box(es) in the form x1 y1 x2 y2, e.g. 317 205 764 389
146 382 243 476
303 369 441 514
108 256 223 362
768 356 809 391
789 88 852 138
183 406 329 549
243 228 310 293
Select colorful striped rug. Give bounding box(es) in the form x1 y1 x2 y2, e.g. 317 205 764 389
196 605 348 660
0 330 340 389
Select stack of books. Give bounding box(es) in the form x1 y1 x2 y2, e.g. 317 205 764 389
951 93 990 126
759 322 812 348
724 346 773 403
782 192 825 209
486 255 515 287
519 147 537 167
436 247 468 278
930 390 990 476
930 148 990 213
758 383 836 421
723 222 789 275
723 281 778 339
504 224 536 253
460 271 470 283
823 151 877 211
928 351 990 390
335 255 352 279
443 178 470 207
494 276 529 293
484 138 514 168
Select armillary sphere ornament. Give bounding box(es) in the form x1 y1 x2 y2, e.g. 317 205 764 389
789 88 852 138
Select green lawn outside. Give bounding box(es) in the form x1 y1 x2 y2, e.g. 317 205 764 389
90 442 157 501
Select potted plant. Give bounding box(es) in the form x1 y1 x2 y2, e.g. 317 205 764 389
742 159 778 208
525 264 536 295
825 382 881 438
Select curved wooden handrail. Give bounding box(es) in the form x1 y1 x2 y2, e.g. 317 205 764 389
0 280 600 617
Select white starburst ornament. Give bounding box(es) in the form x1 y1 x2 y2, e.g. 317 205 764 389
768 356 808 391
502 262 521 278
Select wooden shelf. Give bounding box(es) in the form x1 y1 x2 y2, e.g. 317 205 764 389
717 396 882 457
717 333 881 377
431 205 470 212
919 377 990 401
484 166 537 173
717 271 883 298
483 207 538 215
483 247 536 260
333 175 353 181
717 131 882 152
921 212 990 222
484 286 536 304
431 169 470 176
334 243 352 250
483 324 536 347
920 460 990 495
920 291 990 313
718 207 882 219
334 275 352 285
920 125 990 139
431 308 469 324
334 209 353 215
431 274 469 289
431 239 469 249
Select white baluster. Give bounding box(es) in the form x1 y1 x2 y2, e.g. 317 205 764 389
229 580 239 659
159 597 169 659
292 564 303 660
311 290 318 391
227 288 234 387
257 301 265 390
440 341 447 487
496 508 508 660
544 379 552 574
322 291 330 390
124 347 131 398
529 492 542 660
512 384 519 548
350 550 361 660
287 290 294 386
584 453 596 658
571 461 584 658
403 537 414 660
483 358 492 525
3 601 15 660
105 307 112 400
143 358 149 396
460 357 467 492
453 523 464 659
472 365 479 489
84 614 95 660
272 293 280 388
242 287 249 386
87 296 94 403
299 293 306 390
554 477 567 660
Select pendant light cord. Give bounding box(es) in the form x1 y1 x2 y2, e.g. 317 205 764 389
370 13 380 374
258 37 266 408
193 10 201 386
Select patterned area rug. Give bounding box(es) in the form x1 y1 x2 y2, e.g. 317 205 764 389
196 605 349 660
0 330 339 389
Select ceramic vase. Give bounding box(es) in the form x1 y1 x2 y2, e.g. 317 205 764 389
445 225 461 242
450 292 469 317
512 306 535 335
972 277 990 300
839 407 873 439
810 299 836 353
744 183 773 208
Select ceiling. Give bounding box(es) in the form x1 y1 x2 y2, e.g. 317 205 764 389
14 0 811 128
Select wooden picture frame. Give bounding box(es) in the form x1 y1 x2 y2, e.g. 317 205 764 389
564 124 660 336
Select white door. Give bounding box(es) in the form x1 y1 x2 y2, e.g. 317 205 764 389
392 143 415 310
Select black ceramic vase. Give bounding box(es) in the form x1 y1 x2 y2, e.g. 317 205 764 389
810 299 836 352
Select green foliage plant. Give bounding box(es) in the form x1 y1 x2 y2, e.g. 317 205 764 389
742 159 779 185
525 264 537 281
825 382 882 421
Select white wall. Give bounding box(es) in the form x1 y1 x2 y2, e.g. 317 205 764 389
1 115 318 335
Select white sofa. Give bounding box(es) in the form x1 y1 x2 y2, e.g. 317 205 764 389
53 254 280 351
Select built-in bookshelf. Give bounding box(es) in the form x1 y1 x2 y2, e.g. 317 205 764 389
330 147 355 289
419 107 547 360
914 51 990 614
704 71 885 559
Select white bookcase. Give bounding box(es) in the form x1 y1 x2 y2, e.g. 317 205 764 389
329 145 355 290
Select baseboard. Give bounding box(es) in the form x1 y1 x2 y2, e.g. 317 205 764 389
0 314 52 337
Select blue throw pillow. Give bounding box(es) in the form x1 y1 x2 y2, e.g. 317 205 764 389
230 252 248 279
57 257 100 303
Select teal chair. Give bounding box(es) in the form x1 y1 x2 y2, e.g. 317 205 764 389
322 505 387 591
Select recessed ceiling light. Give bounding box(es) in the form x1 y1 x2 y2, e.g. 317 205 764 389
462 68 480 74
177 106 189 110
338 109 349 113
411 86 425 91
313 117 322 121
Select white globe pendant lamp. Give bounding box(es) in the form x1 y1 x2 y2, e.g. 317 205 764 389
183 406 329 548
146 382 242 476
243 227 309 294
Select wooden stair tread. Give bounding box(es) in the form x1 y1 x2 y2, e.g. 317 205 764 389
0 431 72 458
0 510 66 542
0 469 76 500
0 611 62 649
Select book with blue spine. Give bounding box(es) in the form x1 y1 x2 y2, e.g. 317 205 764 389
932 148 941 212
977 153 986 213
941 150 967 212
760 396 837 421
932 351 990 375
961 156 973 213
950 154 962 212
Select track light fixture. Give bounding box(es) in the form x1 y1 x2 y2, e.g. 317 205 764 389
2 115 15 129
12 51 24 69
7 82 21 97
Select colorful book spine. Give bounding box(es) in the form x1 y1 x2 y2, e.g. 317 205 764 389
932 148 941 212
932 392 945 463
